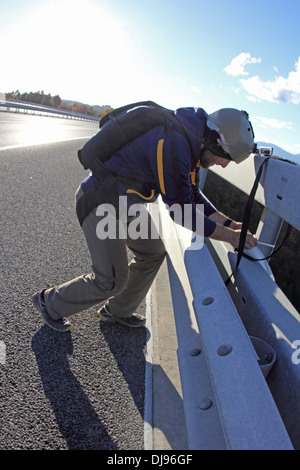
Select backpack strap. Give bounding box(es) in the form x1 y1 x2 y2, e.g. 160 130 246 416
100 101 169 127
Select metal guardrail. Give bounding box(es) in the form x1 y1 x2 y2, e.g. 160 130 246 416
0 99 99 122
157 153 299 449
205 154 300 449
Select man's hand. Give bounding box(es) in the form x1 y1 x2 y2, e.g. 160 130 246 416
209 222 257 250
228 220 243 230
229 229 257 250
224 220 257 250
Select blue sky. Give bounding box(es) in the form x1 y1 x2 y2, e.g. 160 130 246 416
1 0 300 154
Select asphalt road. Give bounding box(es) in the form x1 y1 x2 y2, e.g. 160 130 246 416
0 111 97 149
0 112 148 450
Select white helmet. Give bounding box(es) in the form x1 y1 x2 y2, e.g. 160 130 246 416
204 108 256 164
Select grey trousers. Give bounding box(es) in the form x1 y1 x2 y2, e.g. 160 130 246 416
44 189 166 320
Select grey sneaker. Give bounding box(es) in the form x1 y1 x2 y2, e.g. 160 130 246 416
97 304 146 328
32 290 71 332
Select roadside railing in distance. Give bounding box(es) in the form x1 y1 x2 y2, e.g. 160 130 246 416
0 99 100 122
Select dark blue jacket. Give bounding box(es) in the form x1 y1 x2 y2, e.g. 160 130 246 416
80 107 217 236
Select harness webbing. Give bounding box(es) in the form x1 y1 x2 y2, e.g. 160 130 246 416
225 157 293 285
225 157 270 286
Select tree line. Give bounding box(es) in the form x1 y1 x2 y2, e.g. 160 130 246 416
6 90 62 108
5 90 112 118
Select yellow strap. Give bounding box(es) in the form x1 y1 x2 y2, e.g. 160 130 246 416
157 139 166 195
126 188 156 200
126 138 166 199
190 160 201 186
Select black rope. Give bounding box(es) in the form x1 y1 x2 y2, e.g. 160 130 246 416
225 157 270 286
241 223 292 262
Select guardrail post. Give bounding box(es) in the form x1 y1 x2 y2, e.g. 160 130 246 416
256 207 284 258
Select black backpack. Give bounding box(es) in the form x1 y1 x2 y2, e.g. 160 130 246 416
77 100 188 180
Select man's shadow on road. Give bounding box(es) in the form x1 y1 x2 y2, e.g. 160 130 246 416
32 297 188 450
32 326 118 450
100 305 189 449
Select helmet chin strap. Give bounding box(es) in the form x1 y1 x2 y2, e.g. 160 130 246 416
199 144 207 163
202 124 233 161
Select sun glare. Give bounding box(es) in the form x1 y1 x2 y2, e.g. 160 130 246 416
3 0 140 105
17 115 72 145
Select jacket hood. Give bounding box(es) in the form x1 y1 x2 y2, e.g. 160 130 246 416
174 107 207 163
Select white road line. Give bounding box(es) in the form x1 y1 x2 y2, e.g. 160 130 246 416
0 341 5 365
0 135 92 152
144 288 153 450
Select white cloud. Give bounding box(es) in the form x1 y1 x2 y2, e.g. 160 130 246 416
241 57 300 104
253 116 294 130
246 95 259 103
224 52 261 77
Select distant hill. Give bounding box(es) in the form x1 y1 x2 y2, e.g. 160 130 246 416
61 100 110 115
257 141 300 164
